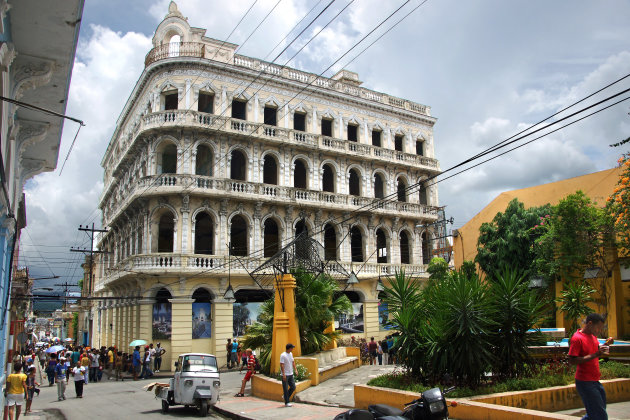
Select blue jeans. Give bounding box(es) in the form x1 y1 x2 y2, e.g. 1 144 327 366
282 375 296 404
575 380 607 420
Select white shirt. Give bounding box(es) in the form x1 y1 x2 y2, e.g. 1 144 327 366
279 351 294 377
90 354 100 367
73 367 85 381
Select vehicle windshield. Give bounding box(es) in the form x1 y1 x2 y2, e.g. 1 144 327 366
181 355 218 373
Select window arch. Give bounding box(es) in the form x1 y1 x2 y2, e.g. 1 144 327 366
263 218 280 258
294 159 307 189
195 144 213 176
230 215 248 256
192 288 213 303
324 223 337 261
400 230 411 264
157 143 177 174
376 228 388 263
168 34 181 57
322 164 335 193
194 212 214 254
350 226 364 263
263 154 278 185
230 149 247 181
374 173 385 199
397 177 407 202
158 212 175 253
349 168 361 197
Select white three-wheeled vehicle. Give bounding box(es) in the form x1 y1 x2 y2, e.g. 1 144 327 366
158 353 220 416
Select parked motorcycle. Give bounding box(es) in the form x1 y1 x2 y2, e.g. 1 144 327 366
334 386 456 420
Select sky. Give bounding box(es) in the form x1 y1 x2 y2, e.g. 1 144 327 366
20 0 630 296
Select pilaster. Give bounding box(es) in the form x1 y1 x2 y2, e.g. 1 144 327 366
138 298 155 342
169 298 194 356
213 296 234 367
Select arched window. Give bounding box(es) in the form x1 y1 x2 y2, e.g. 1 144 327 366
195 144 212 176
350 226 364 263
376 228 387 263
159 144 177 174
324 223 337 261
230 215 248 256
168 35 181 57
192 288 212 339
374 173 385 199
194 212 213 255
400 231 410 264
422 232 431 265
158 213 174 253
295 220 309 260
419 183 428 205
263 218 280 258
349 169 360 197
294 159 307 189
397 177 407 202
230 150 246 181
322 164 335 193
263 155 278 185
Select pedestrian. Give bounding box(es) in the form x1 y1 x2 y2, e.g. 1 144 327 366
225 339 232 369
54 357 68 401
89 349 100 383
154 343 165 373
381 339 389 365
4 363 28 420
140 346 153 379
106 347 115 379
80 352 90 384
235 349 255 397
568 313 611 420
230 339 238 370
71 347 80 366
24 366 40 414
237 343 243 372
46 354 58 387
377 341 383 365
280 343 297 407
114 351 123 381
71 363 85 398
37 349 46 371
132 346 141 381
368 337 378 365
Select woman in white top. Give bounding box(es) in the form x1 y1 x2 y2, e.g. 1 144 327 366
72 363 85 398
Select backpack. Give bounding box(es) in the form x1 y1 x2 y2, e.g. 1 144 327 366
254 356 261 372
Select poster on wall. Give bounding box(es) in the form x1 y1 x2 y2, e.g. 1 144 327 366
152 302 172 340
379 302 392 330
233 302 265 337
335 303 364 333
192 302 212 339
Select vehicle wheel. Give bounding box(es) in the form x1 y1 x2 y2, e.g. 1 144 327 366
199 399 208 417
161 400 169 413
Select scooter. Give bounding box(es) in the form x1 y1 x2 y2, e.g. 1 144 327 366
334 386 456 420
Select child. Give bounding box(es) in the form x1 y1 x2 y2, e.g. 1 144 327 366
25 366 40 414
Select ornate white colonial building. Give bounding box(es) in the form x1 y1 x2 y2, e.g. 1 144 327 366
92 2 440 368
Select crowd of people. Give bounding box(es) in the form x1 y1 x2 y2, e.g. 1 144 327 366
4 342 166 419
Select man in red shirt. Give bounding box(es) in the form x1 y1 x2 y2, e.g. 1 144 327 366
567 313 610 420
235 349 255 397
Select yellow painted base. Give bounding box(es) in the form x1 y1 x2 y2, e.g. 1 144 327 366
251 374 311 402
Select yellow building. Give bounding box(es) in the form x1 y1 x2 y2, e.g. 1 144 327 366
452 167 630 338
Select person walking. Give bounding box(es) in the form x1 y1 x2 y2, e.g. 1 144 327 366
381 339 389 365
230 339 239 370
280 343 297 407
154 343 165 373
54 357 68 401
80 352 90 385
114 351 124 381
377 341 383 365
132 346 141 381
225 339 232 369
24 366 40 414
71 363 85 398
368 337 378 365
4 363 28 420
89 349 100 383
568 313 610 420
45 354 57 387
235 349 255 397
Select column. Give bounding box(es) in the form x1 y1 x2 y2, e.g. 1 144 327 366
110 304 118 348
363 299 380 339
169 298 194 357
137 298 154 342
213 296 234 368
270 274 301 375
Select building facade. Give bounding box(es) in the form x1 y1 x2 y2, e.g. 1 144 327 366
93 2 440 369
0 0 84 400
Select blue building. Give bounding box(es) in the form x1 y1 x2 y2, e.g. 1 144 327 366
0 0 84 405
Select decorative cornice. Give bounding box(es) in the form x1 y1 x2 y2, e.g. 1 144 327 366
13 57 56 99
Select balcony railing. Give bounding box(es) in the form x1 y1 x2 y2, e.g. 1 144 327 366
102 253 427 285
103 173 440 225
144 42 204 66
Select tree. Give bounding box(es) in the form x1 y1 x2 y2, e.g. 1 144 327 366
607 151 630 263
476 199 552 277
557 282 596 334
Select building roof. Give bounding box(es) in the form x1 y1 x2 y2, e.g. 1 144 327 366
453 167 623 267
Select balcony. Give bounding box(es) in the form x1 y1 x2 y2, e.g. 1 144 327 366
102 253 427 286
103 173 440 225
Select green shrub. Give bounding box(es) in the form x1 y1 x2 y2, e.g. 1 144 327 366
601 360 630 378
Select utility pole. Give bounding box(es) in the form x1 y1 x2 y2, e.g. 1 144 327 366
70 223 108 295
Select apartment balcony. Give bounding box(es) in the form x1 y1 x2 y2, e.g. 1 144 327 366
101 252 427 287
103 173 440 226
